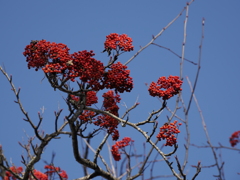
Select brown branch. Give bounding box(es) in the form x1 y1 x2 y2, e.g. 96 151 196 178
54 109 63 132
175 156 186 179
191 161 201 180
136 100 166 126
93 133 111 171
67 112 117 180
129 139 158 179
0 66 44 141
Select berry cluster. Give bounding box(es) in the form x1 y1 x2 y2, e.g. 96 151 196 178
102 90 121 115
32 170 48 180
70 91 98 107
4 166 23 180
111 137 134 161
23 38 133 93
104 62 133 93
79 110 96 123
148 76 183 100
156 121 181 146
3 165 68 180
44 165 68 179
94 90 121 140
229 130 240 147
104 33 134 52
23 40 70 71
67 50 104 90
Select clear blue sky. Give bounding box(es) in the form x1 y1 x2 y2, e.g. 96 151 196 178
0 1 240 179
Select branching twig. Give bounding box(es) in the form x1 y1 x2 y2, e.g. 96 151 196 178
190 142 240 151
136 101 166 126
186 77 225 179
124 0 195 66
83 138 112 175
175 156 186 179
54 109 63 132
0 66 44 141
186 17 205 116
191 161 201 180
151 43 197 65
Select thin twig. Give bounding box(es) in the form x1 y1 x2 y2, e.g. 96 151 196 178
84 138 112 174
186 17 204 115
124 0 195 66
151 43 197 65
186 77 225 179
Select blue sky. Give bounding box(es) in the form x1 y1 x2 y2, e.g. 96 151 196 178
0 0 240 179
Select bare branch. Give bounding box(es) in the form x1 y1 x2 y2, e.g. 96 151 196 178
136 100 166 126
0 66 44 141
186 17 205 116
124 0 195 65
151 43 197 65
191 161 201 180
186 76 225 179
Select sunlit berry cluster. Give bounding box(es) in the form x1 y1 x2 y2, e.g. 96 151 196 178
156 121 181 146
33 170 48 180
24 40 105 90
23 40 70 71
3 165 68 180
148 76 183 100
94 90 121 140
104 62 133 93
111 137 134 161
67 50 105 90
229 130 240 147
23 38 133 93
104 33 134 52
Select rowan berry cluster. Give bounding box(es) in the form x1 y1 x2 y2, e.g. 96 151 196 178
85 91 98 106
23 38 133 93
67 50 104 90
94 90 121 140
23 40 70 71
229 130 240 147
3 165 68 180
148 75 183 100
79 110 96 123
69 91 98 107
111 137 134 161
44 165 68 179
104 62 133 93
32 170 48 180
156 121 182 146
104 33 134 52
4 166 23 180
